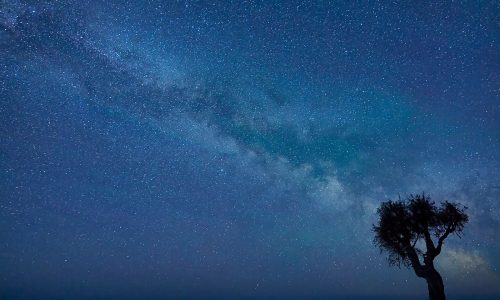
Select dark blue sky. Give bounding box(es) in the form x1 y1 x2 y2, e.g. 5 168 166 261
1 1 499 299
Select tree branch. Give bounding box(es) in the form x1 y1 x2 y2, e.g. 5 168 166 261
434 225 454 257
423 228 436 257
412 234 420 248
405 244 426 278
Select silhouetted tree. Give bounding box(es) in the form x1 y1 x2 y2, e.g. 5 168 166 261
373 193 468 300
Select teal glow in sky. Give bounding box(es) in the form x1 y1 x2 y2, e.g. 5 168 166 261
1 1 499 299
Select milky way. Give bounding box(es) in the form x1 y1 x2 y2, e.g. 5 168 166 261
1 1 499 299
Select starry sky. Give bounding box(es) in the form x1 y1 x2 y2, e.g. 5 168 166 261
1 1 499 299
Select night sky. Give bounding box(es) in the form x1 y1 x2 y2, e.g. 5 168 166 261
1 1 499 299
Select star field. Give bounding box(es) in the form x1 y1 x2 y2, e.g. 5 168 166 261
1 1 499 299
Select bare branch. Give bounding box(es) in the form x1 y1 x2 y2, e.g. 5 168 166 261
411 234 419 248
423 229 436 255
434 225 453 257
405 245 426 278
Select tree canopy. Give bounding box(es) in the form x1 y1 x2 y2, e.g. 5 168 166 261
374 194 468 270
373 193 468 300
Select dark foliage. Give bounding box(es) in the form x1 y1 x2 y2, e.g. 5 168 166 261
373 193 468 300
374 193 468 267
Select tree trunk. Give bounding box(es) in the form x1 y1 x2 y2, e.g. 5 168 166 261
426 267 446 300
